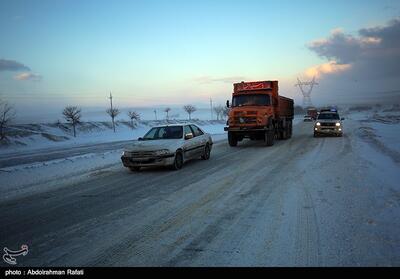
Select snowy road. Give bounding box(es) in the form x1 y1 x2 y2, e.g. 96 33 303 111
1 120 399 266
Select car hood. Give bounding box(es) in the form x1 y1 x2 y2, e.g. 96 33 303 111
124 139 181 152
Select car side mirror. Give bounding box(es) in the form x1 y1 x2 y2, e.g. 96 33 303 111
185 133 194 140
138 137 143 141
226 100 230 108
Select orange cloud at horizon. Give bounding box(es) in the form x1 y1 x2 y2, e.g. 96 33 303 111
305 61 351 78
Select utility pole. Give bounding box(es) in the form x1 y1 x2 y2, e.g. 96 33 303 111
109 92 113 110
210 97 213 120
154 109 157 120
108 92 116 132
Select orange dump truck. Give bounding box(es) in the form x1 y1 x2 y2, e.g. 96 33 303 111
224 80 294 146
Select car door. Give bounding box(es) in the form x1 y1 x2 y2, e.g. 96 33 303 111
183 125 198 159
190 125 207 157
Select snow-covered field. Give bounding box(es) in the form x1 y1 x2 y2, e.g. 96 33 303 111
0 119 226 154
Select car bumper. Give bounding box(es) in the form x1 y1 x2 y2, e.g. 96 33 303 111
314 127 342 135
121 154 175 168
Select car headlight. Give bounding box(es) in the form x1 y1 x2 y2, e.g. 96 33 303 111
336 122 341 126
155 149 171 156
316 122 321 126
122 151 127 156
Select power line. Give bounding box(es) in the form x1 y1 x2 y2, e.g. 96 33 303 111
295 77 318 107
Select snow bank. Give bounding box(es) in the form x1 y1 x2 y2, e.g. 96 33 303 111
0 120 227 155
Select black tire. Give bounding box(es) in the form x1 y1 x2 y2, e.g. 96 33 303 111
172 151 183 170
129 166 141 172
278 120 287 140
228 132 238 147
287 121 293 138
265 130 275 146
201 144 211 160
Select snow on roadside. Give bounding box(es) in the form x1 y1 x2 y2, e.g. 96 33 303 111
0 120 227 155
0 150 123 202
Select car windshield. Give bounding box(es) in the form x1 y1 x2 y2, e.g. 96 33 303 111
142 126 183 140
232 94 271 107
318 113 340 120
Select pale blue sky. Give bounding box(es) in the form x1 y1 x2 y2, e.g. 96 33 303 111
0 0 399 114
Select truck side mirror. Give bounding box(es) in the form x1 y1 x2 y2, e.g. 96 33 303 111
226 100 230 108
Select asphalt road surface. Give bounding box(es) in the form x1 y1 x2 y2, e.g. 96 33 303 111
1 121 399 266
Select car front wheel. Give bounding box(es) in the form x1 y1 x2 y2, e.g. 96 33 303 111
172 151 183 170
201 144 211 160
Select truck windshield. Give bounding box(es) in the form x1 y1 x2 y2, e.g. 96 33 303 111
142 126 183 140
232 94 271 107
317 113 340 120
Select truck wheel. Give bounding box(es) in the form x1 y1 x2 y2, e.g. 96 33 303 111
265 130 275 146
289 121 293 138
228 132 238 147
281 128 288 140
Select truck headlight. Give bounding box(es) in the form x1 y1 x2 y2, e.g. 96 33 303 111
316 122 321 126
336 122 341 126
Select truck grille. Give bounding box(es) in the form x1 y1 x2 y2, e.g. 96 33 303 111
234 117 257 124
234 111 257 116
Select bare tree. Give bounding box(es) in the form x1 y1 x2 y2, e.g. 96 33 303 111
183 104 196 120
127 110 140 129
106 108 120 132
0 100 16 141
164 107 171 120
213 105 224 120
62 106 81 137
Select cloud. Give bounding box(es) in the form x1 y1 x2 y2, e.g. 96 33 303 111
0 59 31 72
307 18 400 79
303 18 400 105
194 75 247 84
308 29 363 64
305 61 351 78
14 72 42 81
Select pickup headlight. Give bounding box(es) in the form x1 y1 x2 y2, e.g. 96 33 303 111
336 122 341 126
316 122 321 126
155 149 171 156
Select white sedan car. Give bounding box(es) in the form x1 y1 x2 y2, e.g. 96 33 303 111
121 124 213 171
